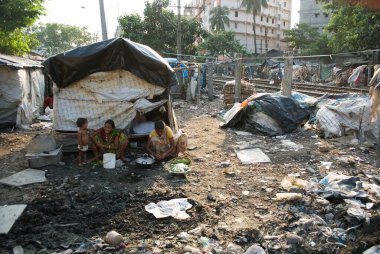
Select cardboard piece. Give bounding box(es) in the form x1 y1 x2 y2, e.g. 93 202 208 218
0 204 27 234
235 148 271 164
0 168 46 187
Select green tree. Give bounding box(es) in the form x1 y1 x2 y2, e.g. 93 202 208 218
118 0 207 55
200 31 247 57
0 0 45 55
284 23 331 55
324 4 380 52
241 0 268 55
209 6 230 31
118 13 144 42
32 23 96 56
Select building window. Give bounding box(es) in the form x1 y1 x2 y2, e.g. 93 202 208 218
284 1 286 7
235 11 238 17
261 16 263 22
315 13 320 18
277 43 280 48
266 17 269 23
272 29 274 34
260 26 263 32
277 24 280 29
324 13 328 18
277 34 280 40
272 18 274 24
235 23 238 29
283 21 285 26
278 14 281 19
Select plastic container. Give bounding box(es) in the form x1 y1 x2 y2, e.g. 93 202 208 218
103 153 116 169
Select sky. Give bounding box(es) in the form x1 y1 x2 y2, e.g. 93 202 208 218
38 0 300 39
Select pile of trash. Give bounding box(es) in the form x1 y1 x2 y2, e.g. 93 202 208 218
220 93 309 136
221 91 380 140
273 170 380 252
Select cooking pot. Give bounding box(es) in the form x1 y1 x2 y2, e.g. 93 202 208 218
135 154 155 169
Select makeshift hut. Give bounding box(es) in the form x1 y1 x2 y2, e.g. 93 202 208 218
0 54 44 128
43 38 178 150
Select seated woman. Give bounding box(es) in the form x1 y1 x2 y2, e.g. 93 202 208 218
146 121 187 160
91 119 129 161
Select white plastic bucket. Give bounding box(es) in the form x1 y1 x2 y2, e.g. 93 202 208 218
103 153 116 169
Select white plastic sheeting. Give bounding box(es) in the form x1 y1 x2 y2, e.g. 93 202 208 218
348 65 366 87
0 67 44 127
145 198 192 220
316 95 380 138
53 69 168 131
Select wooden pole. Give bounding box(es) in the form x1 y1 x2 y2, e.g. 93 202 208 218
234 55 242 102
196 65 201 105
207 62 214 101
281 55 293 97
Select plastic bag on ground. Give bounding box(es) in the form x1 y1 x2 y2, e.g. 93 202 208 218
145 198 192 220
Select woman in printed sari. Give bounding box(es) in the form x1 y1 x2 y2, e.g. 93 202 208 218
91 119 129 161
146 121 187 160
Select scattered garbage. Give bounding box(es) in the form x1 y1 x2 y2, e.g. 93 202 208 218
183 245 202 254
105 230 123 246
235 148 271 164
12 246 23 254
280 139 304 151
145 198 192 220
235 130 253 136
319 161 333 171
0 168 46 187
0 204 27 234
276 193 303 201
244 244 266 254
363 245 380 254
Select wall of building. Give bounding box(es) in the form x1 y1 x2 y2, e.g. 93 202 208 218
299 0 330 33
190 0 292 53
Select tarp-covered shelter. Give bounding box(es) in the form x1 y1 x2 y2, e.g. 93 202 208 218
0 54 44 127
43 38 178 133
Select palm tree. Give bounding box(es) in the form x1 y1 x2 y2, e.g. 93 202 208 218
241 0 268 54
209 6 230 31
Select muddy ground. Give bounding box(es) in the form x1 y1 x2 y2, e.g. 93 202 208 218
0 94 380 254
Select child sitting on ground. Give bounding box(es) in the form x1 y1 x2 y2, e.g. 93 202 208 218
77 118 90 166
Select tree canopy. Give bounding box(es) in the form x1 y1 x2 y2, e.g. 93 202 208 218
284 23 331 55
200 31 247 57
32 23 96 56
324 4 380 52
0 0 45 55
209 6 230 31
118 0 207 55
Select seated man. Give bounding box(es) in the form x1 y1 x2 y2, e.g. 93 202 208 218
146 121 187 160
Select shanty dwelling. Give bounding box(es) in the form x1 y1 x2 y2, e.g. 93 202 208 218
0 54 44 128
43 38 178 151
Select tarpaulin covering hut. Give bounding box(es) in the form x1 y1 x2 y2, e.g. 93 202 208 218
43 38 178 133
0 54 44 127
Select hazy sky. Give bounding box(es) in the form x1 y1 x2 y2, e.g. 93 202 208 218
38 0 300 38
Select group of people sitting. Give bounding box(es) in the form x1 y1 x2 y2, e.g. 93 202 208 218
76 118 187 166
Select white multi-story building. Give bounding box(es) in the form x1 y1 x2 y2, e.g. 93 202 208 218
299 0 330 34
190 0 292 54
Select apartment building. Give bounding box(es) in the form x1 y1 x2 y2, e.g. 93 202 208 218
299 0 330 33
190 0 292 54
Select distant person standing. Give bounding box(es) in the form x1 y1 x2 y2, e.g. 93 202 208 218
278 67 283 82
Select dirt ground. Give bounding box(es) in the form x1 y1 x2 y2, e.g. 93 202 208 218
0 94 380 254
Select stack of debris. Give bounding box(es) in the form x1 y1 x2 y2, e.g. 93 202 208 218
223 80 255 106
